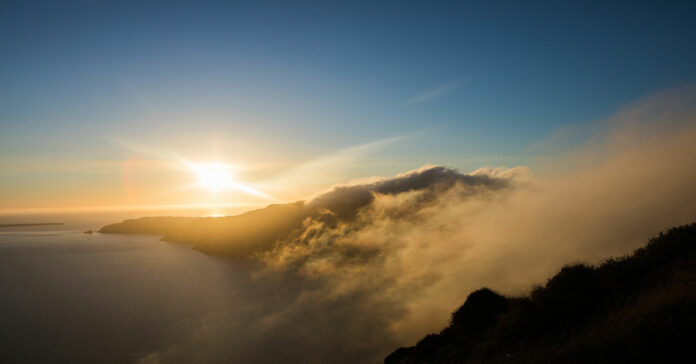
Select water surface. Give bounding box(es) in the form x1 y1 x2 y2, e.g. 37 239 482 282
0 224 273 363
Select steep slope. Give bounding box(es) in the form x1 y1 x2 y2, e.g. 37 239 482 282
386 223 696 363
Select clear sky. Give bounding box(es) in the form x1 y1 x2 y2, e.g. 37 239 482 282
2 1 696 214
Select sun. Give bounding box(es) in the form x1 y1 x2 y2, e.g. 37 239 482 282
184 161 272 199
190 162 235 192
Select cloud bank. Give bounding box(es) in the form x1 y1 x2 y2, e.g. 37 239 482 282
141 87 696 363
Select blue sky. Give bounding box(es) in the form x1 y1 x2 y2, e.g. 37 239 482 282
2 0 696 211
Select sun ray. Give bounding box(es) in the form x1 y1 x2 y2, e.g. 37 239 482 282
182 160 273 199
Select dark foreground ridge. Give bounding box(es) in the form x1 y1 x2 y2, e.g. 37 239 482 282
386 223 696 363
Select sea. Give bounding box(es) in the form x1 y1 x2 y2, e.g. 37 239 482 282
0 212 384 363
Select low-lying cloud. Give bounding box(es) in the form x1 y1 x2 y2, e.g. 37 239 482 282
141 87 696 363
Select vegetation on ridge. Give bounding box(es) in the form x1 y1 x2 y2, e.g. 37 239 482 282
386 223 696 363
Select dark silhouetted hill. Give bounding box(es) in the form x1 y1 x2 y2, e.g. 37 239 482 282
386 223 696 363
99 202 307 257
99 216 200 236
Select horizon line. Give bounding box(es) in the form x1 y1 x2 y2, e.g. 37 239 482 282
0 202 272 215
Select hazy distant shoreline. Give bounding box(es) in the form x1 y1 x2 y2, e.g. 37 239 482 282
0 223 64 228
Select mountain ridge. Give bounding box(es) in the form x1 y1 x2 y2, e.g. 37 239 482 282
99 202 308 257
385 223 696 363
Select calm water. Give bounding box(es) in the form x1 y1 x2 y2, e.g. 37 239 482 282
0 218 393 364
0 225 249 363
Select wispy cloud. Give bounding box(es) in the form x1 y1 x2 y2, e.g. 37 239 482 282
405 79 467 105
255 132 425 199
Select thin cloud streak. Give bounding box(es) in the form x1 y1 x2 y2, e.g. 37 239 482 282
405 79 467 105
257 133 422 196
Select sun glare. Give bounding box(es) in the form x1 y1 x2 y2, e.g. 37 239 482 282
190 162 235 192
184 161 272 199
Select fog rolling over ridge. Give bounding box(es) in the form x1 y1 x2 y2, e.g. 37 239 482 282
98 89 696 363
3 1 696 361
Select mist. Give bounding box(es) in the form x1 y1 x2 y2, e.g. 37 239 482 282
135 88 696 363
